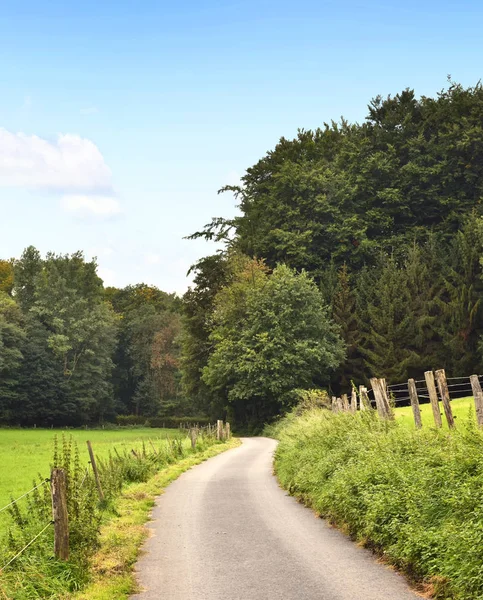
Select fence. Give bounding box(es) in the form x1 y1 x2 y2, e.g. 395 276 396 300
331 369 483 430
0 420 230 573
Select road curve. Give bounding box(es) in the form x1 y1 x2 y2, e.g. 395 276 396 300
131 437 420 600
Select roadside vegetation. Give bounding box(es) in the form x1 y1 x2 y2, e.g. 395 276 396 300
269 406 483 600
0 430 234 599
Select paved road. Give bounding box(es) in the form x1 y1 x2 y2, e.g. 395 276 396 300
131 438 420 600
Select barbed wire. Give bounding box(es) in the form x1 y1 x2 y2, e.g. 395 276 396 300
0 521 52 573
0 479 49 515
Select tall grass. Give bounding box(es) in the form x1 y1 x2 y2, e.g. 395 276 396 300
273 408 483 600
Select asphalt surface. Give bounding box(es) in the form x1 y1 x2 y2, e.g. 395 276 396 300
131 437 420 600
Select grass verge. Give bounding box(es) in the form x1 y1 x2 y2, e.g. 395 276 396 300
69 438 240 600
270 408 483 600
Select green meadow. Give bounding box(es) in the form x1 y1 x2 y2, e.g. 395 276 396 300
0 427 179 526
393 396 475 428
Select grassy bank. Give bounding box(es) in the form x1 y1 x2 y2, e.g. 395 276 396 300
271 408 483 600
394 396 474 429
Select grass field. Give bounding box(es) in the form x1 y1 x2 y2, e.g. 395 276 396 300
0 427 180 525
393 396 476 428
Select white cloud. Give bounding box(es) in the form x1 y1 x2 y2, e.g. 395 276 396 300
0 128 112 192
61 195 121 217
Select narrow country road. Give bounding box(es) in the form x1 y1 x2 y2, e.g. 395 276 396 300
131 438 420 600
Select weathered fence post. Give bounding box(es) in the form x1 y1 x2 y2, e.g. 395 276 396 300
225 422 231 439
190 428 197 449
370 378 389 419
216 420 223 440
51 468 69 561
341 394 349 412
435 369 455 429
350 389 357 413
424 370 442 428
359 386 370 411
408 378 422 429
336 397 343 412
380 378 394 419
86 441 105 502
331 396 338 412
470 375 483 427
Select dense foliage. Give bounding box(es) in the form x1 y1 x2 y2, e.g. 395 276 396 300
0 247 184 426
272 408 483 600
184 82 483 409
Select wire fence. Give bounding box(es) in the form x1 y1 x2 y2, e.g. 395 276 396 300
0 479 49 515
365 374 483 407
0 521 52 573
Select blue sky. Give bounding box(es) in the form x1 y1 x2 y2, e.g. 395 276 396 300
1 0 482 293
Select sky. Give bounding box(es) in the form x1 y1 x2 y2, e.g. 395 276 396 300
1 0 483 294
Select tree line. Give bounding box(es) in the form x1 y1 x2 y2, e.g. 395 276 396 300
0 247 183 426
183 81 483 429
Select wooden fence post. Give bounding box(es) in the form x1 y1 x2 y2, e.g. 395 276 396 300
51 468 69 561
336 397 343 412
190 428 197 449
216 420 223 440
408 378 422 429
380 378 394 419
350 389 357 413
341 394 349 412
331 396 338 412
359 386 369 411
370 378 389 419
470 375 483 427
225 422 231 439
86 441 105 502
424 370 442 428
435 369 455 429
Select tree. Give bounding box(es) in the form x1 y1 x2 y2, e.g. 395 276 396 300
0 260 14 295
0 293 25 422
202 263 345 429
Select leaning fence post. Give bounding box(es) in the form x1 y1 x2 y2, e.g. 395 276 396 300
435 369 455 429
424 370 442 428
370 378 388 419
380 378 394 419
408 378 422 429
216 420 223 440
51 468 69 561
470 375 483 427
86 441 105 502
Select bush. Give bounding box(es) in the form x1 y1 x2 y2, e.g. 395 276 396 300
274 408 483 600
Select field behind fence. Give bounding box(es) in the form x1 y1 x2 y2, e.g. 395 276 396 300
331 368 483 430
0 420 230 580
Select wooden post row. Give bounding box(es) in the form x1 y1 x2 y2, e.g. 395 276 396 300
51 468 69 561
408 378 422 429
424 371 442 428
470 375 483 427
86 440 105 502
435 369 455 429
